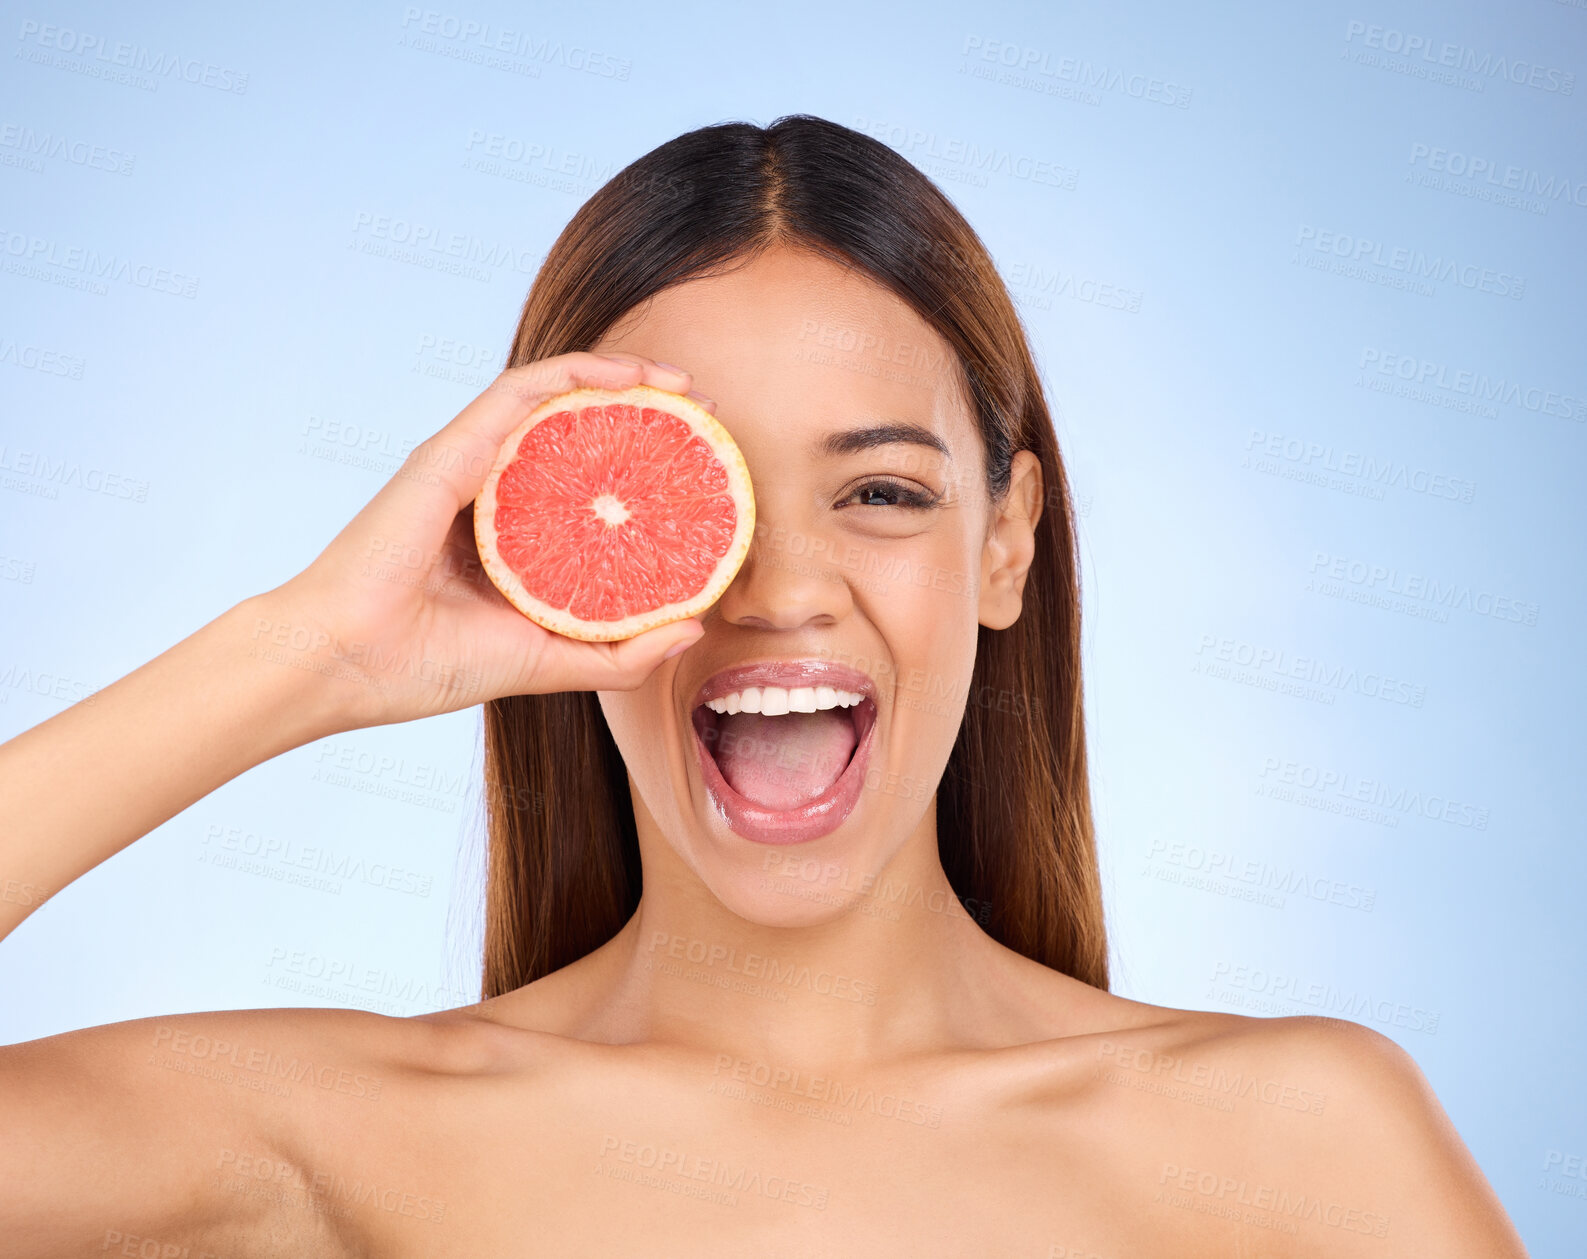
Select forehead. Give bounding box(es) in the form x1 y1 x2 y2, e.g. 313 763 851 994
591 245 979 476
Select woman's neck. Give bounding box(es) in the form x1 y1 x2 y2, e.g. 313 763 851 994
503 811 1078 1065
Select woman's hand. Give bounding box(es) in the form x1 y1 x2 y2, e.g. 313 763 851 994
0 353 711 943
260 351 712 729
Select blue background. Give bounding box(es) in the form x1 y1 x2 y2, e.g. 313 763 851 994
1 1 1582 1251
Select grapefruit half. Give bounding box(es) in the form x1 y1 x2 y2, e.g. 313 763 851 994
473 384 755 641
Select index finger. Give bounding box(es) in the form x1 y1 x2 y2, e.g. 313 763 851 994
369 353 690 545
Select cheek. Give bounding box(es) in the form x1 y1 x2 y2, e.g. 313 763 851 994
864 572 981 731
862 531 982 640
596 690 666 789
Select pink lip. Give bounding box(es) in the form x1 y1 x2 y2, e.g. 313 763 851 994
691 660 878 709
688 660 879 846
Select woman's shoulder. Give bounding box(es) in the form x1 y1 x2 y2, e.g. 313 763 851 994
1018 990 1526 1257
1077 993 1424 1095
0 1001 485 1258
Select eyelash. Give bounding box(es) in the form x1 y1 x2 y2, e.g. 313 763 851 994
840 478 941 510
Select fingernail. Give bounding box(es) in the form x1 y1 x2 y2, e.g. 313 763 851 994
655 361 689 375
687 389 715 407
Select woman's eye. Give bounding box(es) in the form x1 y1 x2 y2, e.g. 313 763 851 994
841 479 940 510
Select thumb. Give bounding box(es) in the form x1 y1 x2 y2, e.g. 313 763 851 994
603 618 706 684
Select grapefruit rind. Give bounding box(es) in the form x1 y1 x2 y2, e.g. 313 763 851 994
474 384 756 642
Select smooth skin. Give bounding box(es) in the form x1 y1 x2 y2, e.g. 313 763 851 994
0 245 1528 1257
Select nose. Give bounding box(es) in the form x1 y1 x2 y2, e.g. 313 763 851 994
711 518 854 632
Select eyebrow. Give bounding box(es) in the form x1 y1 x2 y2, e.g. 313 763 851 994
814 423 952 461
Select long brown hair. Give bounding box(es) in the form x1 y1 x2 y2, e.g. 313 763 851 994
479 114 1106 998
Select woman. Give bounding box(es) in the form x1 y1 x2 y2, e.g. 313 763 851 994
0 115 1525 1256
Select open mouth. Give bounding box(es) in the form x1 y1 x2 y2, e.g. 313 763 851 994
689 663 879 845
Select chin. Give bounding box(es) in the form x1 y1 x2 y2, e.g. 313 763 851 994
687 832 900 929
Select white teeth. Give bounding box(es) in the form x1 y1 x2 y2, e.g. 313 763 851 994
703 684 866 714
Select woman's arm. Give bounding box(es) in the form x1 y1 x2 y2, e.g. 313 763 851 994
0 352 706 947
0 352 709 1253
0 591 342 943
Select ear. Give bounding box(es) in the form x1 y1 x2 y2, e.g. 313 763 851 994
978 450 1043 631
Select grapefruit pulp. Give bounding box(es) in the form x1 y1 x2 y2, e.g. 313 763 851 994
473 384 755 641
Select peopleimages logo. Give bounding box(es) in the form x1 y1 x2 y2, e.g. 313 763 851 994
960 36 1194 107
0 124 135 175
647 932 879 1005
1294 226 1524 299
0 229 199 298
1193 633 1427 708
711 1054 944 1128
0 445 149 500
349 211 540 280
1256 757 1490 830
1143 839 1377 912
1408 144 1587 210
1307 552 1539 626
150 1026 383 1099
1157 1163 1390 1238
851 117 1079 190
397 8 631 79
597 1135 829 1210
1208 961 1440 1034
0 338 86 379
1099 1042 1328 1115
15 20 250 93
1245 429 1476 502
1343 20 1575 94
1357 348 1583 423
201 822 435 897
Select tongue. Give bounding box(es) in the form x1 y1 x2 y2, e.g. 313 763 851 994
712 709 858 809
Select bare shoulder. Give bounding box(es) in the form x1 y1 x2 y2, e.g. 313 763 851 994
1228 1013 1526 1256
0 1001 499 1258
1050 997 1529 1258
